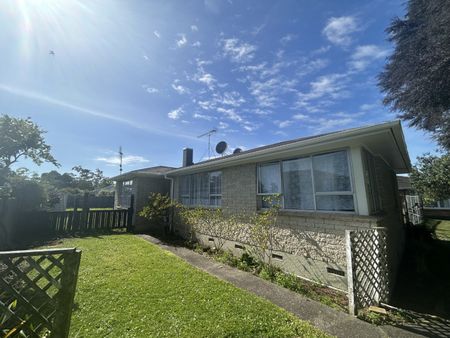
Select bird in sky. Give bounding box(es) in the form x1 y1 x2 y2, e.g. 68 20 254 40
49 50 55 55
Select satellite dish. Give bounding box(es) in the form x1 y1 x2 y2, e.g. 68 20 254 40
215 141 228 154
233 148 242 154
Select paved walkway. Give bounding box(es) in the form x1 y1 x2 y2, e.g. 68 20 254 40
138 234 424 338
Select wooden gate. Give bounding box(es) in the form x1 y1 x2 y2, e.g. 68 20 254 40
405 195 423 225
0 248 81 337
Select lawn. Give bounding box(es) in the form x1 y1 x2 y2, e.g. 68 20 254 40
423 218 450 241
50 234 328 337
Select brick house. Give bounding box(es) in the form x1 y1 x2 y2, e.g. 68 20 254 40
113 120 411 292
166 120 410 291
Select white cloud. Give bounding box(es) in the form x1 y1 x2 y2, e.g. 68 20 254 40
275 120 293 128
297 73 349 103
191 25 198 31
280 34 296 45
217 107 243 122
143 55 149 61
193 113 213 121
314 117 355 132
96 154 149 166
171 80 189 94
197 73 216 88
322 16 359 47
176 34 187 47
243 121 259 132
360 103 378 111
168 107 184 120
349 45 389 71
142 85 159 94
218 121 229 129
153 30 161 39
222 38 257 63
192 41 201 47
293 113 308 120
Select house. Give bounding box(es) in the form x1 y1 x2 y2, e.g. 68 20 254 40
113 120 411 293
112 166 174 230
167 120 410 292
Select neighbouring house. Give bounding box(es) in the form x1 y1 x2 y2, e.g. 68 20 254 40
112 166 174 231
113 120 410 299
166 120 411 293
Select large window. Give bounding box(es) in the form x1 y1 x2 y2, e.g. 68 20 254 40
179 171 222 207
257 150 355 212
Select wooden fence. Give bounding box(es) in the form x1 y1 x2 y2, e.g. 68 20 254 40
0 248 81 338
49 208 132 233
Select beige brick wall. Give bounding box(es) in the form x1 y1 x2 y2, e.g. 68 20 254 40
171 162 383 291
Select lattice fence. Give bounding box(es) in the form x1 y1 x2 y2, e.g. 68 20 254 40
0 248 81 337
346 228 389 315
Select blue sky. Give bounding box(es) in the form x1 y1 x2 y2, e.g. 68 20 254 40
0 0 438 177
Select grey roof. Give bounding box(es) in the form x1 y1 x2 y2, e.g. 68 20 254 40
111 166 175 181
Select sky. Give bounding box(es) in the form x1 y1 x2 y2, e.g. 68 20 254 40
0 0 439 177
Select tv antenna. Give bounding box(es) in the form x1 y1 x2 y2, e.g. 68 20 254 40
119 146 123 174
197 128 217 159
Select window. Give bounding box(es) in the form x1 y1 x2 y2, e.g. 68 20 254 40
257 150 355 212
258 163 281 194
312 151 354 211
179 171 222 207
282 158 314 210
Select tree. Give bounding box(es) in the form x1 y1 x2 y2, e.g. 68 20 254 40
378 0 450 149
410 153 450 204
0 114 59 170
71 166 112 191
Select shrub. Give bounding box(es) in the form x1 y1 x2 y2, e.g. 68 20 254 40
139 193 178 226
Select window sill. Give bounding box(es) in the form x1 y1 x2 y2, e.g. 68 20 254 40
276 209 382 222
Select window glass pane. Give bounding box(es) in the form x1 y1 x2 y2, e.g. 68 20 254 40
190 175 198 205
316 195 354 211
258 163 281 194
210 196 222 207
282 158 314 210
179 176 190 205
313 151 351 192
210 172 222 195
199 173 209 205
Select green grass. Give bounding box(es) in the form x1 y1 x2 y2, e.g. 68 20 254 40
423 218 450 241
49 234 328 338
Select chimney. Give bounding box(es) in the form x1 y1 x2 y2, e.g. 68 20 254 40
183 148 193 167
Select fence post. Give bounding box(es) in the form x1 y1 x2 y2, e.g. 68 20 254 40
71 199 79 232
81 192 89 232
127 195 134 232
52 249 82 338
345 230 356 315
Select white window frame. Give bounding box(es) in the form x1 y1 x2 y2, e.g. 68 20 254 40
257 149 356 213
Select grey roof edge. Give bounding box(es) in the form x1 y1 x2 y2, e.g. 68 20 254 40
166 120 411 175
111 166 175 181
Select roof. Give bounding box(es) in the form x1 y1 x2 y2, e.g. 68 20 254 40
167 120 412 176
111 166 175 181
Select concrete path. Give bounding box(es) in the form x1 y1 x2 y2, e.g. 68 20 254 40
138 234 424 338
